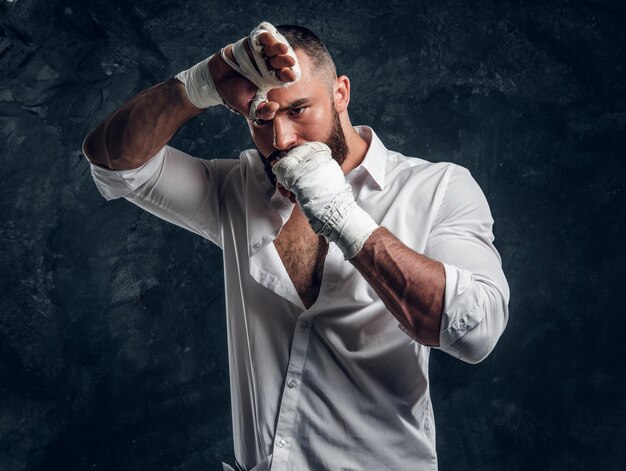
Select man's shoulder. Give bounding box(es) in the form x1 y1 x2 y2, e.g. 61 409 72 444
360 127 471 191
384 148 469 188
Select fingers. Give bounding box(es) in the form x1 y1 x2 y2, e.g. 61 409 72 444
255 100 279 120
276 184 297 204
265 42 288 57
217 28 298 117
258 32 297 82
269 55 295 69
258 32 287 56
276 67 297 82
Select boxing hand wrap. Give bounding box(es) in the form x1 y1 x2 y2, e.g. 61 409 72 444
220 21 301 120
175 54 224 109
272 142 379 260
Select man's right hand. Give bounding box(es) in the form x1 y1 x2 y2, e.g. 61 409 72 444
83 26 298 170
208 31 298 120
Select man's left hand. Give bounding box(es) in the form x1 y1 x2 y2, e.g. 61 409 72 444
271 142 379 260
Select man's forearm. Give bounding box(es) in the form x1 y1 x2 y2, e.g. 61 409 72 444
82 29 298 171
82 78 202 170
350 227 445 346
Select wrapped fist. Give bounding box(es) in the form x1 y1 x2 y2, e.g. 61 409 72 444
272 142 379 260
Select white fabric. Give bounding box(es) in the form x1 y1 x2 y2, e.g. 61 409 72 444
89 126 509 470
272 142 379 259
220 22 301 119
175 54 223 109
222 455 270 471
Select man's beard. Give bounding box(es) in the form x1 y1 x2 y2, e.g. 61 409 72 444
258 110 349 187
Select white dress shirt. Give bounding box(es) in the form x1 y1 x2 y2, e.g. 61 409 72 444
90 126 509 471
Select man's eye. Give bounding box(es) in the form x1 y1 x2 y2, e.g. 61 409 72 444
289 107 306 116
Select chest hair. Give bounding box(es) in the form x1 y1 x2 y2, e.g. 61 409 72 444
273 207 329 307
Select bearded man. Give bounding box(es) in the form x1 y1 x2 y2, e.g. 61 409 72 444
83 22 509 471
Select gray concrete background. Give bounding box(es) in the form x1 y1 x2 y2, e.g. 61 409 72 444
1 0 625 469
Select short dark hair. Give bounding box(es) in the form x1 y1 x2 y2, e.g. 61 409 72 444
276 24 337 85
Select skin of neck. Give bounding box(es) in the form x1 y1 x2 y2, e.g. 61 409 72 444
337 110 370 175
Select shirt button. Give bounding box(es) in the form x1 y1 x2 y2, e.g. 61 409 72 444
300 320 309 329
253 242 260 249
288 378 297 388
278 439 287 448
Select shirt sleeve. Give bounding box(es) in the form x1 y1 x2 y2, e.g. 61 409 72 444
89 145 239 248
424 165 510 364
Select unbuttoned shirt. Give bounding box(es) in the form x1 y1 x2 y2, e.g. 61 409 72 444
90 126 509 471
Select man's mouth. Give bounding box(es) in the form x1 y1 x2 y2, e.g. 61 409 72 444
267 149 288 167
264 150 297 203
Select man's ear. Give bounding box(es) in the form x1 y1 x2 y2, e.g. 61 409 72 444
333 75 350 113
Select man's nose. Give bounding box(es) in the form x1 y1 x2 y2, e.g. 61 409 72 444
273 117 297 150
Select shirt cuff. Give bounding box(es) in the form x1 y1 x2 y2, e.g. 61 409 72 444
437 262 485 356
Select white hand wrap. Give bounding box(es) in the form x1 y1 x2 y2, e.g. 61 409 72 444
175 54 224 109
272 143 379 260
220 21 301 120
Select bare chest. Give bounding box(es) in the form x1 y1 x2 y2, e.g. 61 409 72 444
273 208 329 308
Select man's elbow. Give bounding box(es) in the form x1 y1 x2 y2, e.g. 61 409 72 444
82 124 111 168
455 337 497 364
82 134 96 163
450 296 508 364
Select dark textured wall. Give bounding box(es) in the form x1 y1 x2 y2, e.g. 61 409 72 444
1 0 624 469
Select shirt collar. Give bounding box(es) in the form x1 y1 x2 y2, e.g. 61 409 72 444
351 126 387 191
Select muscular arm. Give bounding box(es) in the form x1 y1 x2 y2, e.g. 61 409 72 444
82 78 202 170
350 227 445 347
272 145 509 363
82 33 296 170
353 168 509 364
